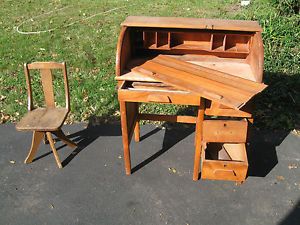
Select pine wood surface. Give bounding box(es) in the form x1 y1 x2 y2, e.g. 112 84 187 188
16 108 68 131
16 62 76 168
132 55 267 109
122 16 262 32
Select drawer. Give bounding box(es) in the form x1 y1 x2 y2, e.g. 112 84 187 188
118 81 200 105
203 119 248 143
201 143 248 182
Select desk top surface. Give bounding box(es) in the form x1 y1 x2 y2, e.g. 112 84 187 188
121 16 262 32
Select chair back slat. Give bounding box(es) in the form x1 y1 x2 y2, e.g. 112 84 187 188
40 69 55 108
24 62 70 111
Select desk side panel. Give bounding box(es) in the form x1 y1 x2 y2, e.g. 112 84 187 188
116 26 132 77
247 32 264 83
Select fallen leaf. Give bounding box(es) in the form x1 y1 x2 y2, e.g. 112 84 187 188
168 167 177 173
0 95 6 101
288 164 298 169
277 175 285 181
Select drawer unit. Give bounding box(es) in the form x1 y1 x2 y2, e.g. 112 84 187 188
118 81 201 105
203 119 248 143
201 143 248 182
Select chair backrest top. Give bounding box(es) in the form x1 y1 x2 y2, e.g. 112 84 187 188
24 62 70 111
27 62 65 70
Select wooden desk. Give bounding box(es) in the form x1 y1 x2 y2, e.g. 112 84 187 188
116 16 264 182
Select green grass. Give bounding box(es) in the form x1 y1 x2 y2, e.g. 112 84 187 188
0 0 299 130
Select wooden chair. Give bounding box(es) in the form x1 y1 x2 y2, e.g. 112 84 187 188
16 62 77 168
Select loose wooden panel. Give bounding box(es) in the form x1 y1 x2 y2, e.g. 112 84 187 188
205 101 252 118
186 60 256 81
16 108 68 131
133 55 267 109
122 16 262 32
155 55 265 92
201 143 248 182
118 81 200 106
202 119 248 143
115 71 157 82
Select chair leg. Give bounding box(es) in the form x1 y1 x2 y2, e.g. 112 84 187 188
52 129 77 148
134 120 140 142
24 131 44 164
46 132 63 168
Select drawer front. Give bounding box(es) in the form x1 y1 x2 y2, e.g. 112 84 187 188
203 119 248 143
201 143 248 182
118 89 200 105
202 160 248 182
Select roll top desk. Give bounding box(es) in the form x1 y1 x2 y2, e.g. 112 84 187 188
115 16 265 183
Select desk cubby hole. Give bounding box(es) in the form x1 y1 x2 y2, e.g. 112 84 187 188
143 31 156 48
211 34 226 51
156 32 170 49
225 34 251 53
170 32 212 51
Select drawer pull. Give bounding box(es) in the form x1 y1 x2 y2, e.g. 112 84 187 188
147 94 171 103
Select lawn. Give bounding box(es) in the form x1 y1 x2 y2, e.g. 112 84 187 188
0 0 299 130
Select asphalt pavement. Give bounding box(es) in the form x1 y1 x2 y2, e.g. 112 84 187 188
0 123 299 225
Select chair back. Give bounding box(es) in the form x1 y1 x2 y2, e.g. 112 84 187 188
24 62 70 111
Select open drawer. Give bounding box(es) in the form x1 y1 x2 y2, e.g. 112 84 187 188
201 143 248 182
118 81 201 105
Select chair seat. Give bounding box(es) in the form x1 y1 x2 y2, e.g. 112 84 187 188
16 108 69 131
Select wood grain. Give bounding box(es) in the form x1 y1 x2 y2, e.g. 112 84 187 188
16 62 76 168
122 16 262 32
202 119 248 143
133 55 267 109
201 143 248 182
16 108 68 131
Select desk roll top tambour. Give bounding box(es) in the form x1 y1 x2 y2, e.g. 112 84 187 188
116 16 266 183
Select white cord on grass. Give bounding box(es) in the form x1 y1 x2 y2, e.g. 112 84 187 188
15 5 127 35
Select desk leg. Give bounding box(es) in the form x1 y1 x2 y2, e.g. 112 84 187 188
134 121 140 142
193 98 205 181
134 103 140 142
120 101 131 175
120 101 139 175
